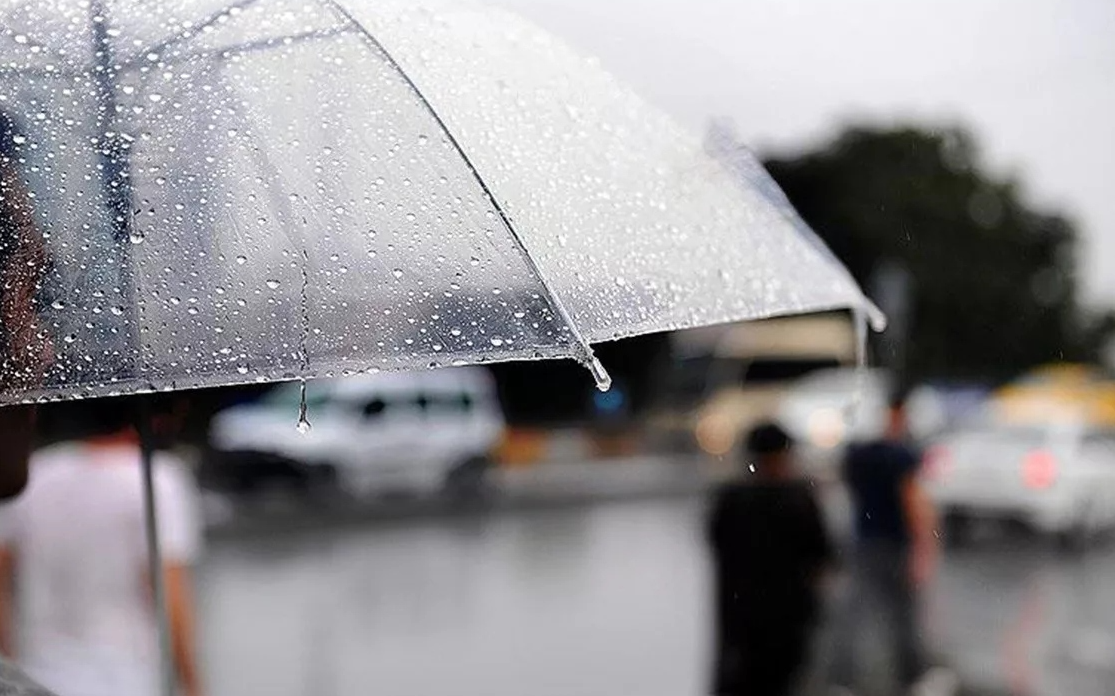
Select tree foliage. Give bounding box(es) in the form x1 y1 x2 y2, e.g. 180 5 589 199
764 125 1111 383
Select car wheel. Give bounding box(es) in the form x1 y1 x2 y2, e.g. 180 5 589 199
444 456 491 499
943 512 971 547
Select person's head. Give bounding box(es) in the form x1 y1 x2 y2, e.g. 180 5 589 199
83 393 190 449
744 421 794 478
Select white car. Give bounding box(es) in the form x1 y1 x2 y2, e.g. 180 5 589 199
923 421 1115 543
777 368 945 478
208 367 505 497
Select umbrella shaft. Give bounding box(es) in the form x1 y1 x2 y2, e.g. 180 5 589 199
138 405 176 696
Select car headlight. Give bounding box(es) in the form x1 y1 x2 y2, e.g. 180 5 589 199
807 408 846 449
695 415 735 457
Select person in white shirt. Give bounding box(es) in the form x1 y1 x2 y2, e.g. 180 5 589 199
0 396 204 696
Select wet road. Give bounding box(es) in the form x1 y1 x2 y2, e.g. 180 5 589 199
195 495 1115 696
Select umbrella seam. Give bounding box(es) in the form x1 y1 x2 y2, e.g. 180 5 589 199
320 0 610 389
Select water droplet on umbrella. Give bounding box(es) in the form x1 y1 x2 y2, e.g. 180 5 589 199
235 255 247 265
417 134 429 145
469 256 480 266
490 337 504 347
266 279 281 290
129 230 145 244
110 306 124 316
236 365 249 375
50 300 66 310
392 269 403 279
63 334 77 344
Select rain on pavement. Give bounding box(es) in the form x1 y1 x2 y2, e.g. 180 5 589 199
196 489 1115 696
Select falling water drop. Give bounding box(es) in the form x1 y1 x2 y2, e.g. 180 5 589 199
296 379 312 434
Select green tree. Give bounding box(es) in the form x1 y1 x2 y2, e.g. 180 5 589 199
763 125 1111 383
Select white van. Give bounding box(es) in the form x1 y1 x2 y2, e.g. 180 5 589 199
208 367 504 497
689 313 858 458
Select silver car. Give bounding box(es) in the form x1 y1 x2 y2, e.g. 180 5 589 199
924 421 1115 543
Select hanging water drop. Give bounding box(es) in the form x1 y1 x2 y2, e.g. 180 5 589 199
584 354 612 392
296 379 312 434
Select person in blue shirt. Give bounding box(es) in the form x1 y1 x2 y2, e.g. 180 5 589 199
828 394 952 695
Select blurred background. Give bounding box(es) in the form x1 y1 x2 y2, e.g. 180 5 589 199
19 0 1115 695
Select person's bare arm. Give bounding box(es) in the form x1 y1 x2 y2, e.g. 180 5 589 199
0 544 16 659
165 563 202 696
902 475 939 586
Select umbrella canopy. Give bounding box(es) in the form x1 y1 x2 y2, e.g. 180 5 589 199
0 0 879 406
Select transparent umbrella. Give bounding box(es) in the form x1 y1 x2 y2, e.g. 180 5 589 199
0 0 881 407
0 0 881 693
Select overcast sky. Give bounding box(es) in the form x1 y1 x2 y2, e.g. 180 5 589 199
489 0 1115 307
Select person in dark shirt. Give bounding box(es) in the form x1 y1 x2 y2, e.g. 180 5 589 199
828 395 948 695
707 422 833 696
0 110 59 695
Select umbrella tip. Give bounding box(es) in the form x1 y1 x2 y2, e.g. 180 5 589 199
584 355 612 392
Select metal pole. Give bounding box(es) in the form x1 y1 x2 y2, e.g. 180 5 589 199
137 400 177 696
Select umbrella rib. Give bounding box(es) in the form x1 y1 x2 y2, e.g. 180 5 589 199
131 0 265 65
321 0 611 389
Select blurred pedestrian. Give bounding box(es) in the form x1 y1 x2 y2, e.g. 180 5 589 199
0 109 51 502
0 396 204 696
0 109 57 696
707 422 834 696
828 394 956 696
